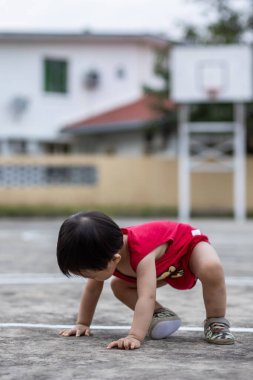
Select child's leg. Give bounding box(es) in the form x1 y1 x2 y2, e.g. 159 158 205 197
189 241 234 344
111 277 181 339
189 241 226 318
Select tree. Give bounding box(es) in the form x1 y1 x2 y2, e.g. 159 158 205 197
181 0 253 44
142 48 177 154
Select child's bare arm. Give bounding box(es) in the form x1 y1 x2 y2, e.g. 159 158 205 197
107 254 157 349
128 255 157 340
59 279 104 337
77 279 104 325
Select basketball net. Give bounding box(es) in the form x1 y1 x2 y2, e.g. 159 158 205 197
206 88 219 101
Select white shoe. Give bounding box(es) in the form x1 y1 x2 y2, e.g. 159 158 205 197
148 308 181 340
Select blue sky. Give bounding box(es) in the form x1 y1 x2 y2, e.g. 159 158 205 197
0 0 249 39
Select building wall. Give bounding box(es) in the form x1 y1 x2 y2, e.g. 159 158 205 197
70 131 178 156
0 40 160 146
0 155 252 213
71 131 145 155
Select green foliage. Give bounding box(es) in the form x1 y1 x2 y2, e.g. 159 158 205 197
183 25 203 44
143 47 170 98
190 103 233 122
143 48 177 153
182 0 252 43
1 204 252 218
206 13 244 43
0 204 177 218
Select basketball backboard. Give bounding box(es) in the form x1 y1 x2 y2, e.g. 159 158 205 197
170 45 253 103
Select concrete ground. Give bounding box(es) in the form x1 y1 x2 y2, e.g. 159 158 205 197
0 217 252 380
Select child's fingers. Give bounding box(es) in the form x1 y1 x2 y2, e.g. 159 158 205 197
59 328 75 336
124 339 139 350
58 329 70 336
107 338 139 350
76 329 85 336
63 329 74 336
59 327 91 337
124 340 131 350
107 340 118 349
76 327 91 337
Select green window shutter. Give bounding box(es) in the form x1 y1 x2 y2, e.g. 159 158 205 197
44 59 68 93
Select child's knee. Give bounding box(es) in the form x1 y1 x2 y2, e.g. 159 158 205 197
111 277 135 296
190 242 224 283
110 277 125 295
198 260 225 284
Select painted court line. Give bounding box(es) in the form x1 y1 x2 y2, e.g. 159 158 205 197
0 274 253 286
0 323 252 333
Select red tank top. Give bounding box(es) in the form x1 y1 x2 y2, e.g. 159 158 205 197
113 221 209 290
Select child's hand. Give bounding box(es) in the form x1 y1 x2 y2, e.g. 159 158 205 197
59 324 90 337
107 335 141 350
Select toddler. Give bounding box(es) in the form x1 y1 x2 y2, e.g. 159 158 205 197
57 211 234 349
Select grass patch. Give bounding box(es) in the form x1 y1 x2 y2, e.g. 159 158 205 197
0 204 177 218
0 204 251 218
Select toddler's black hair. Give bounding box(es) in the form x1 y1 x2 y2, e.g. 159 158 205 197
56 211 123 277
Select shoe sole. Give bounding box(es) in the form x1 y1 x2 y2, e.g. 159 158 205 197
206 338 235 345
150 319 181 340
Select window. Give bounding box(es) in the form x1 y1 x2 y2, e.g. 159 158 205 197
44 59 68 93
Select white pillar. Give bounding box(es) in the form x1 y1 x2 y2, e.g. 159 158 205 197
233 103 246 221
27 140 42 155
1 140 11 156
178 104 190 220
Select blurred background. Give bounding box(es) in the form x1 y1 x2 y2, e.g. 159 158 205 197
0 0 252 218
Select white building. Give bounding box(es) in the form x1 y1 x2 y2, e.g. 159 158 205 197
0 31 169 155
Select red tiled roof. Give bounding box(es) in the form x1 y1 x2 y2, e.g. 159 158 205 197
63 96 175 133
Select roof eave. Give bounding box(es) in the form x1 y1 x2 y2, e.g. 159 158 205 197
61 119 159 135
0 31 170 47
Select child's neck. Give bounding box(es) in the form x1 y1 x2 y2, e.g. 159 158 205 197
118 235 128 263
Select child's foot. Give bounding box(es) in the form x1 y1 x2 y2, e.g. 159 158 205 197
204 317 235 345
148 307 181 339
